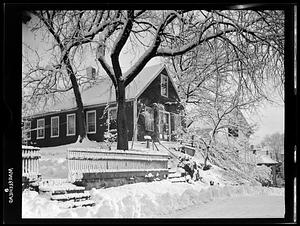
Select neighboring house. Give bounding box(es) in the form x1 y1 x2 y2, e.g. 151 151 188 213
255 154 278 166
253 145 279 161
188 107 253 152
23 64 183 147
255 152 279 186
252 145 284 179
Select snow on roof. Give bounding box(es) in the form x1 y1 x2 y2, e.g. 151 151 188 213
32 63 166 115
256 155 278 165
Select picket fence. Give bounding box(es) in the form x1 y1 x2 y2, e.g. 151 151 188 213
22 145 41 179
67 148 169 181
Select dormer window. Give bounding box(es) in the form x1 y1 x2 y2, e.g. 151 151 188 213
161 74 168 97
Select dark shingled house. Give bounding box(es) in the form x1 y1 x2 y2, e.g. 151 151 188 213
23 64 184 147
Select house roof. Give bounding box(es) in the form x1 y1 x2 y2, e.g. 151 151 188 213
29 63 177 117
256 155 278 165
187 106 251 134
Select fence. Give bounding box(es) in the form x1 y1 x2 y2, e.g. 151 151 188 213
67 148 169 182
22 145 41 180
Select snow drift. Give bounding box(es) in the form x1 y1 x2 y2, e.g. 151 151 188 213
22 180 283 218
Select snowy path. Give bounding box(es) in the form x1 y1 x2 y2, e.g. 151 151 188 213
157 194 285 218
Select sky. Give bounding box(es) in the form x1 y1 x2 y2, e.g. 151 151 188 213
22 15 285 145
247 103 284 145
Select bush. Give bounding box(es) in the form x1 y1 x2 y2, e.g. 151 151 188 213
252 165 272 186
275 176 285 187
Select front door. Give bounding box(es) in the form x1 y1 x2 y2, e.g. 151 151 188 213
159 111 170 141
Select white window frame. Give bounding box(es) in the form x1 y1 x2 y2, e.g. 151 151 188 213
24 121 31 140
66 113 76 136
51 116 59 138
107 107 117 132
161 74 169 97
86 110 96 134
144 106 154 132
36 118 45 139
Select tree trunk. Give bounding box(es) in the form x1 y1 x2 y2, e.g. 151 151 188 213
204 146 209 168
65 59 87 142
116 81 129 150
76 105 86 142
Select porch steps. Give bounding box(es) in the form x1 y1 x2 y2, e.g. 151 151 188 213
50 191 91 201
169 177 187 183
39 179 96 209
58 199 96 209
168 169 187 183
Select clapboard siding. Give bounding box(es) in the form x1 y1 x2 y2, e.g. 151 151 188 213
25 66 183 147
137 68 183 141
29 102 134 147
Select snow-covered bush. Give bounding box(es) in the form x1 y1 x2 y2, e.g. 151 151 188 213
104 130 117 150
252 165 272 186
275 176 285 188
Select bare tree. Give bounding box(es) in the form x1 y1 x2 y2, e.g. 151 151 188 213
168 10 284 105
94 10 284 150
164 10 284 166
23 10 284 150
261 132 284 161
180 70 257 168
23 10 122 142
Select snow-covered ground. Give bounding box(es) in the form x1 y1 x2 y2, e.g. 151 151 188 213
24 139 284 218
22 180 284 218
159 194 285 218
39 139 100 179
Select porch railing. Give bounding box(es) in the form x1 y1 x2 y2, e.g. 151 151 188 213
67 148 169 181
22 145 41 180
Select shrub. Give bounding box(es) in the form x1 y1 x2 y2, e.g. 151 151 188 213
252 165 272 186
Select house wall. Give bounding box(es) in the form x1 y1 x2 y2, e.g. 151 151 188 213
137 69 183 141
26 68 181 147
28 102 134 147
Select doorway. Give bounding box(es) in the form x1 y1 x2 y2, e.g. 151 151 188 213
158 110 171 141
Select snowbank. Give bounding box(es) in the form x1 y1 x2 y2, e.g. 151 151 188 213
22 180 284 218
39 158 68 179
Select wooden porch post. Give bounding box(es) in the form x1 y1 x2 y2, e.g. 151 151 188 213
133 99 138 142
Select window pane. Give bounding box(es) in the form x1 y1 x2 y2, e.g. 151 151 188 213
24 121 31 139
67 114 75 135
51 117 59 137
109 109 117 120
108 108 117 131
87 111 96 132
37 119 44 138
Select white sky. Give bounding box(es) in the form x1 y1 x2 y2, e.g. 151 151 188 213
247 103 284 145
22 17 285 145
